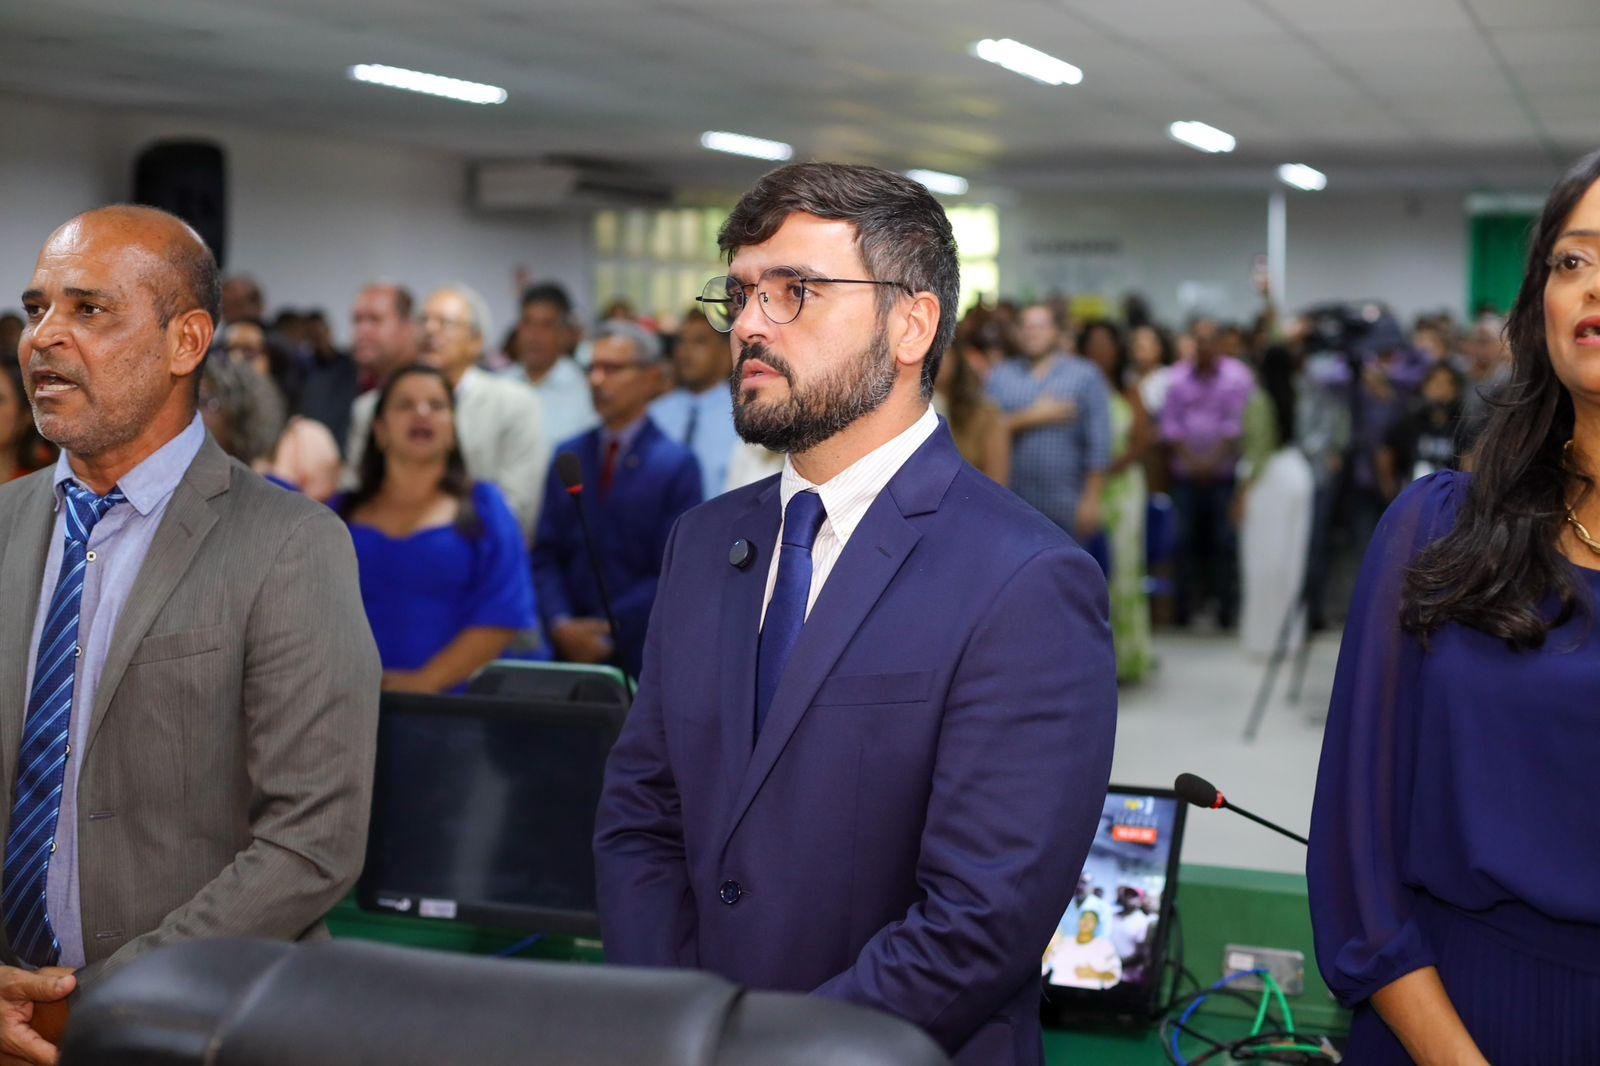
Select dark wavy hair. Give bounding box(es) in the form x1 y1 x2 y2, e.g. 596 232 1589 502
339 364 480 537
1078 319 1129 391
1400 148 1600 648
938 331 987 443
1 359 54 476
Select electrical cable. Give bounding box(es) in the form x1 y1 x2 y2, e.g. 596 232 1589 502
1161 968 1340 1065
493 933 545 958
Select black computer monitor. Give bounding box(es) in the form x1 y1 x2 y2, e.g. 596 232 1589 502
357 692 629 937
466 660 631 707
1040 785 1187 1027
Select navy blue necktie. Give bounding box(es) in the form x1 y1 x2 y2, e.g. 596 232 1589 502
755 490 826 738
3 481 124 966
682 402 699 448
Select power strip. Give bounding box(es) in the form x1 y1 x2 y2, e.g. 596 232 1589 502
1222 943 1306 996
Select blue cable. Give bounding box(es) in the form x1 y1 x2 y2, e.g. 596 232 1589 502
494 933 545 958
1170 968 1270 1066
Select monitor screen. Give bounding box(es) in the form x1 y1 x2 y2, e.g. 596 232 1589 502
358 693 628 937
1041 786 1186 1024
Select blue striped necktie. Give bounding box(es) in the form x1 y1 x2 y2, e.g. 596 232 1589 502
755 490 826 738
3 480 124 966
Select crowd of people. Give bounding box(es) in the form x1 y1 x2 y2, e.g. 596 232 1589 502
6 149 1597 1064
944 294 1511 678
1 267 1514 691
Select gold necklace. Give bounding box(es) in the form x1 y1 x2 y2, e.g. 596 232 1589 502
1563 440 1600 555
1568 510 1600 556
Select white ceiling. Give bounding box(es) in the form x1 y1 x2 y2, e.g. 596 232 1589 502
0 0 1592 194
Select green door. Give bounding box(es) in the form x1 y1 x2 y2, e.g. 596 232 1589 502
1468 212 1537 317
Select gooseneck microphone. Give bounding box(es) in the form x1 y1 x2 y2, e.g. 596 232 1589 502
555 452 633 699
1174 772 1309 846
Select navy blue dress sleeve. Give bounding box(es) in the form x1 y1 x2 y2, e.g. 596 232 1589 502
1307 470 1465 1007
464 481 538 632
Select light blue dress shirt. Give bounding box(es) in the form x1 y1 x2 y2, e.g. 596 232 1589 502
22 414 206 967
650 386 737 498
510 357 597 448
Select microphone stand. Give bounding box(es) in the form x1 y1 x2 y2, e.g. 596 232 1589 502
1221 799 1308 846
562 478 635 701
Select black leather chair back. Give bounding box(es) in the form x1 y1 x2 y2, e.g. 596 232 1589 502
62 938 949 1066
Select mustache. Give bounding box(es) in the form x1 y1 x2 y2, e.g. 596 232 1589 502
733 343 796 386
26 361 84 388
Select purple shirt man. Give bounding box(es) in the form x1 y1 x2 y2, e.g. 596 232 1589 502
1160 355 1256 480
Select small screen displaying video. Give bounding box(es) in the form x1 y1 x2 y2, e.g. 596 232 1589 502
1043 789 1183 1005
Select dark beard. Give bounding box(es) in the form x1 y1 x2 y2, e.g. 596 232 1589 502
728 326 896 454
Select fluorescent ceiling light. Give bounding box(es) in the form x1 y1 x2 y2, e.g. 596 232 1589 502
1278 163 1328 192
970 38 1083 87
906 169 970 196
700 131 794 161
1168 120 1236 154
348 63 506 105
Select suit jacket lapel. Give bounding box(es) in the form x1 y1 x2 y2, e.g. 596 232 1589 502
621 420 661 487
716 490 922 855
0 472 61 791
714 480 780 795
84 438 231 758
715 424 964 855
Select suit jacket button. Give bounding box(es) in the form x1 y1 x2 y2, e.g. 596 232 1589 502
718 880 743 906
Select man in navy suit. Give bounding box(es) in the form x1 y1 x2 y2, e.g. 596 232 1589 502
593 163 1117 1066
531 320 701 678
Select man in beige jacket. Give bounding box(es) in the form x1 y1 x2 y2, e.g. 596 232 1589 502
0 205 379 1063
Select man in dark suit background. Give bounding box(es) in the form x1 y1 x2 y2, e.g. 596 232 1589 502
593 163 1117 1066
532 319 702 678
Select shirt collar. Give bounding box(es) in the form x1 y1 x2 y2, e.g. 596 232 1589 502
550 357 587 388
779 404 938 547
456 364 484 398
53 412 207 516
519 358 584 389
601 415 649 455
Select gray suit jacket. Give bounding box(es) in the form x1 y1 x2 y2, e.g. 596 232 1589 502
0 435 380 989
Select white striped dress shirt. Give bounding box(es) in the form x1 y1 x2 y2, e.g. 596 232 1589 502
760 404 939 626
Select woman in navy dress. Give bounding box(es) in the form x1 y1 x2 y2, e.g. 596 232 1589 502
1309 149 1600 1063
338 364 539 694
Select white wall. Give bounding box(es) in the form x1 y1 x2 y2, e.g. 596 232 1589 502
998 187 1468 326
0 94 592 344
2 90 1473 340
1284 190 1467 322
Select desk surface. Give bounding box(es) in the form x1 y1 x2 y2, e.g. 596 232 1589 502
329 863 1347 1065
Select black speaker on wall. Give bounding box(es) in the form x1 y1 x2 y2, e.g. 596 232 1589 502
133 140 228 268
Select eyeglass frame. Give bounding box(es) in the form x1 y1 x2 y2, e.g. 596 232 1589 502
696 268 914 333
415 311 475 332
576 358 660 377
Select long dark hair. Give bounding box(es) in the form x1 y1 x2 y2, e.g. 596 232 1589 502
0 360 54 476
1078 319 1129 392
1400 149 1600 648
940 330 987 440
1257 344 1298 447
339 364 480 536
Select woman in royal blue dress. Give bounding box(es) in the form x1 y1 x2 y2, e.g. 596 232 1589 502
1309 149 1600 1063
338 364 539 694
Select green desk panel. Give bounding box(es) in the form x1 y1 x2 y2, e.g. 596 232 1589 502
329 863 1348 1064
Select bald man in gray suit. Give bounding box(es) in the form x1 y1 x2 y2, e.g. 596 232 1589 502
0 206 379 1064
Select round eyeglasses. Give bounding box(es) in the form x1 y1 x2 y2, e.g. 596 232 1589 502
696 267 911 333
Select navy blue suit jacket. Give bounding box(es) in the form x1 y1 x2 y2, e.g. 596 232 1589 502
593 423 1117 1065
531 418 702 678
